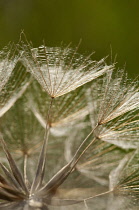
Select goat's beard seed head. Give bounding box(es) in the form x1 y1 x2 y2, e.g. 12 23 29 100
0 36 139 209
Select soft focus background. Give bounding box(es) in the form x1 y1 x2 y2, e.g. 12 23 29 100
0 0 139 77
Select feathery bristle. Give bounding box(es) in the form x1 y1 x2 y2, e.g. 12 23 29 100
0 37 139 209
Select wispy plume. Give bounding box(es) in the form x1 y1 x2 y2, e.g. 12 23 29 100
108 150 139 209
19 38 114 98
86 70 139 149
0 35 139 209
0 44 18 91
0 44 32 117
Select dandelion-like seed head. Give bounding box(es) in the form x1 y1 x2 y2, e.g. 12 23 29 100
0 36 139 209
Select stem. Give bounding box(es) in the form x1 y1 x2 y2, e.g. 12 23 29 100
84 190 113 201
73 137 97 168
41 96 54 160
45 97 54 137
30 97 54 194
71 124 99 168
24 154 28 187
36 124 99 195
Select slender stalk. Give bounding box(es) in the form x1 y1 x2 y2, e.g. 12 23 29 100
24 154 28 187
36 124 100 196
30 97 54 194
45 96 54 134
71 124 99 167
84 190 113 201
72 137 97 168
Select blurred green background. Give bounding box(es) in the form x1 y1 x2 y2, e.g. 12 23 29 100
0 0 139 77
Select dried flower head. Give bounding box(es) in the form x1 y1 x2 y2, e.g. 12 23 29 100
0 36 139 210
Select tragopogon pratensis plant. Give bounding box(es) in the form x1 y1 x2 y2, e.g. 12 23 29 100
0 35 139 210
